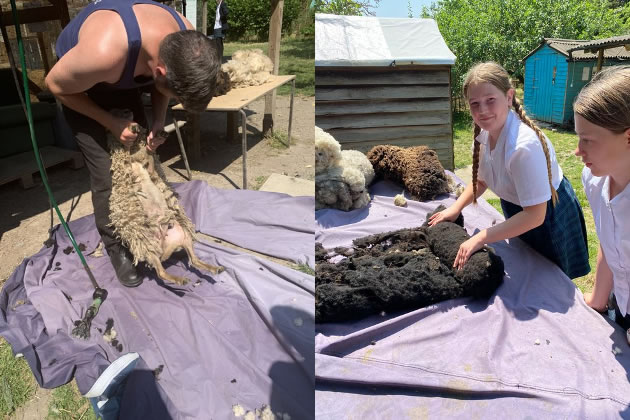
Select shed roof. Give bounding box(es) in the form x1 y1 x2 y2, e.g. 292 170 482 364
315 14 456 67
567 34 630 53
523 38 630 62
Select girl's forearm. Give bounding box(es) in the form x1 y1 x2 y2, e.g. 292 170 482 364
589 245 614 311
452 181 488 213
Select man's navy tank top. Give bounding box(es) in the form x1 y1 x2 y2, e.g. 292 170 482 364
55 0 186 90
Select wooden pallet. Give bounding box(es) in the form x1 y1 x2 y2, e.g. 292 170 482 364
0 146 84 189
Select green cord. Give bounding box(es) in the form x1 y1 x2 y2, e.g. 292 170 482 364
9 1 107 339
9 0 99 290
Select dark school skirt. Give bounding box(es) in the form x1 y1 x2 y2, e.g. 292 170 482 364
609 293 630 332
500 176 590 279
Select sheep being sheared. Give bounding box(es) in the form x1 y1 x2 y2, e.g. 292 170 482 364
315 205 504 323
315 126 374 211
221 49 274 89
108 121 224 285
367 145 451 201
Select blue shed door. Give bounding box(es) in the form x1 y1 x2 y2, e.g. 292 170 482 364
531 54 554 122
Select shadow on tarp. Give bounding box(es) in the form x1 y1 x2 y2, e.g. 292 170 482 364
269 305 315 420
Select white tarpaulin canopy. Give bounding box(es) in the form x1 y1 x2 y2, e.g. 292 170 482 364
315 14 456 67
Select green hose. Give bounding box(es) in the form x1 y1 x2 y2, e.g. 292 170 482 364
8 0 106 339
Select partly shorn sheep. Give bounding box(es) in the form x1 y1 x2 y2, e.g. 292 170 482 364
367 145 451 201
315 127 374 211
108 123 224 285
315 205 504 323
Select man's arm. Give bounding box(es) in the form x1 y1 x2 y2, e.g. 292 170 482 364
45 42 137 144
175 11 195 30
146 85 170 151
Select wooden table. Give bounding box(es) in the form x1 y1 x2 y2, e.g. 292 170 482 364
172 74 296 189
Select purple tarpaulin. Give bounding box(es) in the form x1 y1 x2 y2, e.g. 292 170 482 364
0 181 315 419
315 178 630 419
178 181 316 269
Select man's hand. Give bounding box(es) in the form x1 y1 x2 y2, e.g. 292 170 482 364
147 123 167 151
111 117 139 147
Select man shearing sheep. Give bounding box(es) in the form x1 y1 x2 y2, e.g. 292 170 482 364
46 0 221 287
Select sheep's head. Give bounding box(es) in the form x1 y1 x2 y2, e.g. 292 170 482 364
315 127 342 173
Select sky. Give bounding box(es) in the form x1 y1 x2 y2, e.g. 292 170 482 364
373 0 435 18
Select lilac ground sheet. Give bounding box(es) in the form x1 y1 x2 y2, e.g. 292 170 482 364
0 181 315 419
178 181 316 269
315 177 630 419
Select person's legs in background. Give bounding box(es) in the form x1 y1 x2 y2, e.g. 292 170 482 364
213 28 224 62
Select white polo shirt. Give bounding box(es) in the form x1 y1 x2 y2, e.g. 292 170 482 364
583 167 630 316
475 110 563 207
214 2 222 30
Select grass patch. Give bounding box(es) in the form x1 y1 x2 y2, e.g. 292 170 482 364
265 131 292 149
453 111 474 169
223 38 314 96
485 198 503 214
0 338 36 417
48 381 96 420
252 175 269 190
292 263 315 276
452 114 597 293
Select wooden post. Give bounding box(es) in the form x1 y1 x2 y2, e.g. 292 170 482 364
262 0 283 136
49 0 70 28
36 31 50 73
596 49 604 73
200 0 208 35
227 112 238 142
186 112 201 161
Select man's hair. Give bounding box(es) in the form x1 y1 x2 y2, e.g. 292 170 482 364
159 30 220 112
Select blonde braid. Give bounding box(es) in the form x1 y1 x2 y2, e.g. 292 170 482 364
512 97 558 206
472 124 481 205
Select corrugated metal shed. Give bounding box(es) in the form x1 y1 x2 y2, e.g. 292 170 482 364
315 14 456 170
568 34 630 53
523 38 629 126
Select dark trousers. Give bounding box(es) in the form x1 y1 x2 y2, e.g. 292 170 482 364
62 87 147 251
213 28 224 62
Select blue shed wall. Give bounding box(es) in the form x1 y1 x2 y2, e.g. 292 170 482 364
523 45 569 125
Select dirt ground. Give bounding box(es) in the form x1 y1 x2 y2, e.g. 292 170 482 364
0 94 313 418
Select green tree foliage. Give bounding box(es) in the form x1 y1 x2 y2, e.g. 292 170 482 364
216 0 311 40
313 0 380 16
421 0 630 94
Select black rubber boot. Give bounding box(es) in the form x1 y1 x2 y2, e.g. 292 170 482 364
108 245 142 287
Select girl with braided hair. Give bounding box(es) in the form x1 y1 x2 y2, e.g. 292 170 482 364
574 65 630 329
429 62 589 279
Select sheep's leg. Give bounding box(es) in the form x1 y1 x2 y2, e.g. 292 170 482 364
182 236 225 275
146 255 190 286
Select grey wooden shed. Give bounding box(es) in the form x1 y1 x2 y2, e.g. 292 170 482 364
315 14 456 170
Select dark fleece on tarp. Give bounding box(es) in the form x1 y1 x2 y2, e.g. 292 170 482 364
367 145 451 201
315 206 504 323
